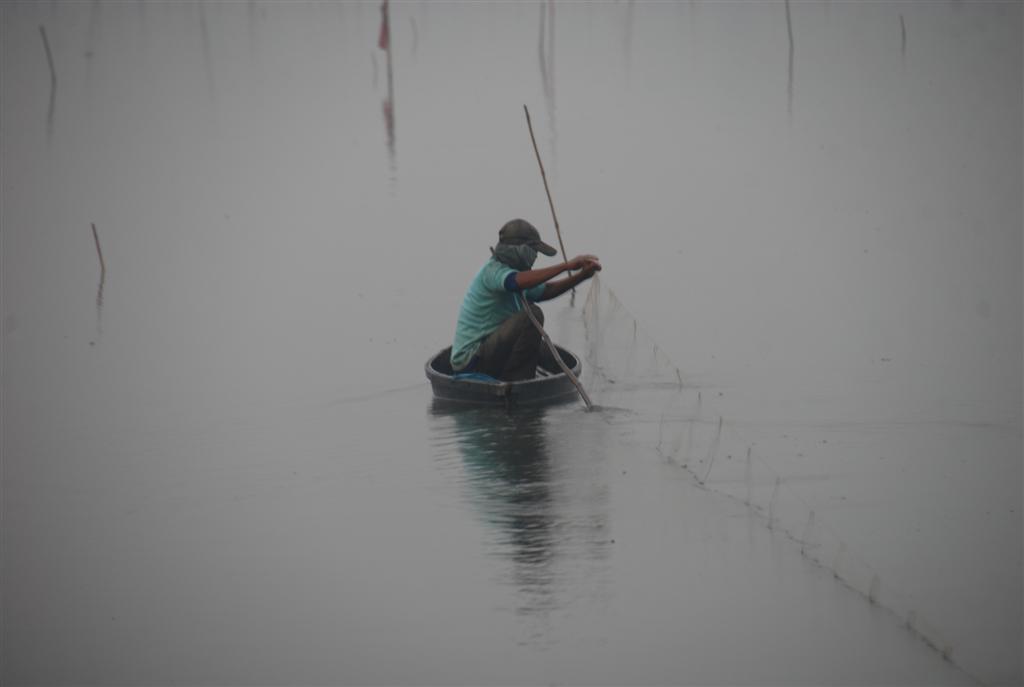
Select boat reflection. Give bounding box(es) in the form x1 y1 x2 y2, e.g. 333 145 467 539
439 404 558 612
431 400 612 633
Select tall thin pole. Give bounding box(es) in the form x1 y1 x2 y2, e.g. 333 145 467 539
520 294 593 410
521 104 590 408
91 223 106 275
39 26 56 138
39 25 56 88
91 223 106 336
524 104 570 274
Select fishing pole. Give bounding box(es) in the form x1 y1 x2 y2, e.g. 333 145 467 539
520 106 593 409
523 104 572 284
519 293 593 411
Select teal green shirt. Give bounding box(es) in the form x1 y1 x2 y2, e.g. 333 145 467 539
451 259 546 370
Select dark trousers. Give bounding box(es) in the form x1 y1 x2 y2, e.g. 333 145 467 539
475 305 547 381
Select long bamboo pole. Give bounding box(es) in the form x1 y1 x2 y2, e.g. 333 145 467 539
521 104 591 408
519 294 593 410
523 105 571 277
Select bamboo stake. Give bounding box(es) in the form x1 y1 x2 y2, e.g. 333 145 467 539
91 223 106 276
519 293 593 410
523 105 571 276
91 223 106 336
39 25 56 88
900 15 907 60
40 25 56 138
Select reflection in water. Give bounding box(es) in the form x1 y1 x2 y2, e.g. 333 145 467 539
900 14 907 61
91 223 106 337
786 0 794 118
623 0 635 80
444 405 559 616
785 0 794 118
38 25 56 141
537 1 556 160
432 402 610 632
378 0 396 174
85 0 100 81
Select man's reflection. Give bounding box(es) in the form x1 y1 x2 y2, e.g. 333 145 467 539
435 403 559 614
431 400 613 637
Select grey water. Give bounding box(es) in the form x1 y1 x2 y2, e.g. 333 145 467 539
2 2 1020 685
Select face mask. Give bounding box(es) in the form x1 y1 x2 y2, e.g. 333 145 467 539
491 243 538 271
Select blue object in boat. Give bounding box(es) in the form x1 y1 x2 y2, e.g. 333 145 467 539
452 372 502 384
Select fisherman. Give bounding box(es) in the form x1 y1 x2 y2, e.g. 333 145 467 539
450 218 601 381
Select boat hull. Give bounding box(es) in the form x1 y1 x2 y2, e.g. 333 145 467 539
425 346 582 407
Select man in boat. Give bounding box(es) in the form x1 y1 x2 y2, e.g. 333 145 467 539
450 218 601 381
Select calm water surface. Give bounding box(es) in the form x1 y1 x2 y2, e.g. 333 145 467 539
2 2 1020 684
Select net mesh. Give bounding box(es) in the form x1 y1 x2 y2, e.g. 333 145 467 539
574 275 958 665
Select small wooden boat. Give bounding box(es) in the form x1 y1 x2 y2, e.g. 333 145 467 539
425 345 583 407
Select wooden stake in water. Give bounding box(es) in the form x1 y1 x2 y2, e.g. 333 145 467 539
519 293 593 410
900 15 907 60
91 223 106 276
91 223 106 336
39 25 56 87
39 25 56 137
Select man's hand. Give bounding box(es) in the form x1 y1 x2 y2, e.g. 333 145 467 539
534 255 603 301
569 254 601 271
517 253 603 293
573 255 601 280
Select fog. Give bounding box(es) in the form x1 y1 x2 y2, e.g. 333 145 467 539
2 2 1020 685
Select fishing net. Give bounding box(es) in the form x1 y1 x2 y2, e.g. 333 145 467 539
569 275 962 666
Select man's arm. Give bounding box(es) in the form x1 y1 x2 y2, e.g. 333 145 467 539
513 254 600 290
535 260 601 301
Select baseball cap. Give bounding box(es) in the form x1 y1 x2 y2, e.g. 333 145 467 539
497 219 558 256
